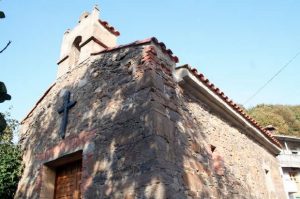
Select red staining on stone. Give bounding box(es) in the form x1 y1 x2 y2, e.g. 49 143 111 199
36 131 95 162
142 46 158 66
161 64 172 75
146 46 157 56
212 153 225 176
141 45 173 76
148 37 179 63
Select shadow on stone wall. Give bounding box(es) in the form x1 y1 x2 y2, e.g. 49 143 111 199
16 45 250 199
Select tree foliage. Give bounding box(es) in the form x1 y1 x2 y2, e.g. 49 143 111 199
0 143 22 198
0 11 4 18
247 104 300 136
0 111 18 143
0 7 21 198
0 112 22 199
0 81 11 134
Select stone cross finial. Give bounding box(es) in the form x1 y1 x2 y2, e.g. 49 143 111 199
93 4 99 11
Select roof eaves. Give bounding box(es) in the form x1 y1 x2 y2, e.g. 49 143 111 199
98 19 120 36
21 83 56 124
176 64 282 149
91 37 179 63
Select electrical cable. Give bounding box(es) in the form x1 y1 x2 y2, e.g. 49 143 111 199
243 51 300 105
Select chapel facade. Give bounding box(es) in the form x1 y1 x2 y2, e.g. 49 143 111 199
15 6 286 199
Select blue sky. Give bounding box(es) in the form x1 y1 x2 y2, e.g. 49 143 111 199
1 0 300 121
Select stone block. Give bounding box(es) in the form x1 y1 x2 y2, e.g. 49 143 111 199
151 110 175 144
182 172 203 193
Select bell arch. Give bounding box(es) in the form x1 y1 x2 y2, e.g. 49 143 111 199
69 36 82 69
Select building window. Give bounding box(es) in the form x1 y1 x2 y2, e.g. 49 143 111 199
289 171 298 182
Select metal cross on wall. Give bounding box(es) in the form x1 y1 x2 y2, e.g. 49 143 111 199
58 90 76 139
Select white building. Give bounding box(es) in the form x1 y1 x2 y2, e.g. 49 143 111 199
274 134 300 199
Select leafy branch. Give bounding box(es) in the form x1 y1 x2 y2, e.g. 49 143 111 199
0 40 11 53
0 11 4 18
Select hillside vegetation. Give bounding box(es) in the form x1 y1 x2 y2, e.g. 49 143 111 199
247 104 300 137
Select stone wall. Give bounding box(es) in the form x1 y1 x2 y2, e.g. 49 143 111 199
15 41 285 199
180 92 286 198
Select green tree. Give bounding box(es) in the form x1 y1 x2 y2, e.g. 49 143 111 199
247 104 300 137
1 4 12 133
0 110 18 143
0 82 11 134
0 11 4 18
0 143 22 198
0 112 22 199
0 6 21 198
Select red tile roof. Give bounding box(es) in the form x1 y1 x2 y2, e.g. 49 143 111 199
98 19 120 36
177 64 282 148
91 37 179 63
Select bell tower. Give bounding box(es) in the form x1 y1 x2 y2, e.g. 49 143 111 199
56 5 120 79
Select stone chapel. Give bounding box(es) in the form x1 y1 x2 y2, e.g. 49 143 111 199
15 6 286 199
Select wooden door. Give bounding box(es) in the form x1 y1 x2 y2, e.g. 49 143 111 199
54 160 82 199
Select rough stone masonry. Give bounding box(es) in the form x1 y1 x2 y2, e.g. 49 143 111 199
15 6 286 199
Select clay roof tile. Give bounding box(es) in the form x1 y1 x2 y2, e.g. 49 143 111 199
98 19 120 36
91 37 179 63
176 65 282 147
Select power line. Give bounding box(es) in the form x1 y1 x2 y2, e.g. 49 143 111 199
243 50 300 105
0 40 11 54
